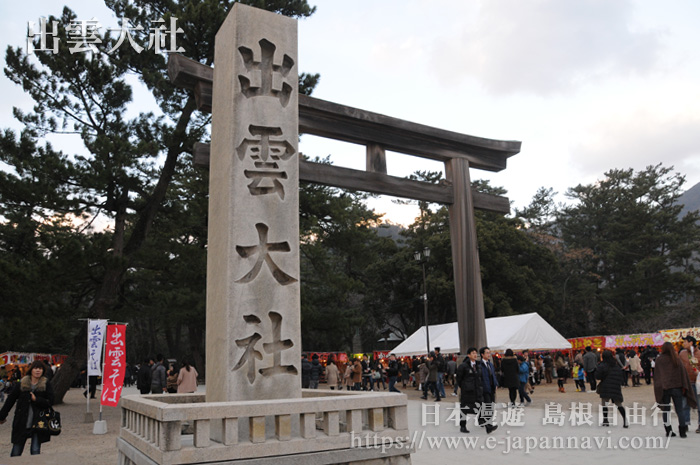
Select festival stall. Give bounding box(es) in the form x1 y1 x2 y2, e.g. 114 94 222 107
0 352 68 380
568 336 605 351
659 327 700 343
603 333 664 348
569 331 674 352
391 312 572 356
373 350 391 360
0 352 67 367
0 352 35 366
304 351 348 364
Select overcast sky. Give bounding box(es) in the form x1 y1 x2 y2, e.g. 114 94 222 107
2 0 699 225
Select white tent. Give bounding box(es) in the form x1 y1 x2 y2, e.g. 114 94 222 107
391 312 571 356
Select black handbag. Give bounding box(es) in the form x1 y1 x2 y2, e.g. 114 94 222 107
32 407 61 436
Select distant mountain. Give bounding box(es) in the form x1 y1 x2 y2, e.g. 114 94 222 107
679 182 700 218
375 223 405 243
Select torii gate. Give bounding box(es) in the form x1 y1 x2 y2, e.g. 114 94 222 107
168 49 520 357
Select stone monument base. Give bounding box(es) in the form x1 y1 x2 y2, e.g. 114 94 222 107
117 390 413 465
117 438 411 465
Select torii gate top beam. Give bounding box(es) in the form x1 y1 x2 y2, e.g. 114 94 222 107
299 96 520 171
168 55 521 172
169 39 520 356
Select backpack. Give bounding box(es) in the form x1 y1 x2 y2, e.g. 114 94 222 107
437 356 447 373
137 366 152 389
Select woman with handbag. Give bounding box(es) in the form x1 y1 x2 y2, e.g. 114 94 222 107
0 360 55 456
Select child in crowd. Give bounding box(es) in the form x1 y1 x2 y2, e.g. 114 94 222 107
573 361 586 392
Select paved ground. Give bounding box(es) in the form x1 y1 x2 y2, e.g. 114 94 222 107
0 380 695 463
404 380 699 464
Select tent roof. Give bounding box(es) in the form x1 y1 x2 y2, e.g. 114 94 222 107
391 312 571 356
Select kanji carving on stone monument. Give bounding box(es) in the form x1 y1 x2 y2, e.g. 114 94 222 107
237 124 295 199
232 312 296 384
238 38 294 107
232 314 264 383
235 222 297 285
260 311 296 377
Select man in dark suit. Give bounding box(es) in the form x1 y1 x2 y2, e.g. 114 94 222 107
456 347 496 434
479 346 499 431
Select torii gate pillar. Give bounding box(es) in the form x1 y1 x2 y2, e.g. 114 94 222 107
446 158 487 352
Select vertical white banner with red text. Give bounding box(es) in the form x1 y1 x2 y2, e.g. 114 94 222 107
100 324 126 407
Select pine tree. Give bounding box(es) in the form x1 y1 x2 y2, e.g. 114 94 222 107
1 0 316 403
557 164 700 331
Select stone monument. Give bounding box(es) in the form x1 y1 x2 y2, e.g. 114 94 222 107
206 3 301 404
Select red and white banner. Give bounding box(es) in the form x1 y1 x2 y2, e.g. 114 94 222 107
101 324 126 407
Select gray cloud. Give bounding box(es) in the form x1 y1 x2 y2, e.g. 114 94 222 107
572 113 700 183
432 0 665 95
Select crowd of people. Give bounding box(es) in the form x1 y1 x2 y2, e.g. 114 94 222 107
303 336 700 439
132 354 200 395
0 338 696 457
74 354 201 398
302 352 408 393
